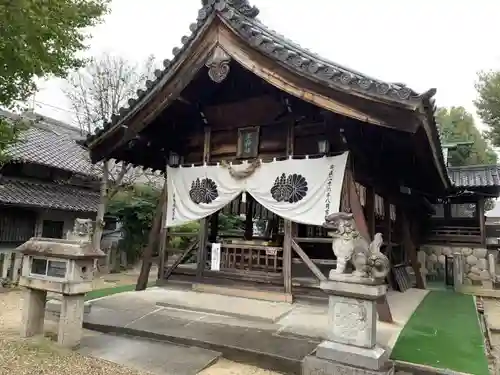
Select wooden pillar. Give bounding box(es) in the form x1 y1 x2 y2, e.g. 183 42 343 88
283 220 292 295
402 211 425 289
283 119 294 296
346 170 370 241
384 198 392 261
364 186 375 238
158 169 169 281
478 198 486 246
244 195 255 240
197 126 211 279
346 170 392 323
209 210 219 243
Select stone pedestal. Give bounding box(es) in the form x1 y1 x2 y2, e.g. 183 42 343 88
302 274 394 375
58 294 85 348
17 218 105 348
20 288 47 338
453 252 464 291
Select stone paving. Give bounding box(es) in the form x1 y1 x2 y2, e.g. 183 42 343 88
75 286 428 374
1 284 282 375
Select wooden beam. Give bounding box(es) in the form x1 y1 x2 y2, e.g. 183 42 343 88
218 24 418 132
88 19 219 154
291 240 327 281
164 239 199 280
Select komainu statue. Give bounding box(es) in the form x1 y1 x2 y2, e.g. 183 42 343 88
66 218 94 242
323 212 390 281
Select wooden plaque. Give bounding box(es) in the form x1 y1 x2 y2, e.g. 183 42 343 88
237 126 260 158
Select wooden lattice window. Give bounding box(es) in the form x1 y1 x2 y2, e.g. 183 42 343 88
375 194 385 218
42 220 64 239
355 183 366 207
0 208 36 243
432 204 445 218
390 204 396 221
306 225 327 238
451 203 476 218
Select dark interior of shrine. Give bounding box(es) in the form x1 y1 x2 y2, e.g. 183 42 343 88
95 59 446 199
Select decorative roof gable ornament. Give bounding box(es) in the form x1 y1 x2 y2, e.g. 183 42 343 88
201 0 259 18
206 45 232 83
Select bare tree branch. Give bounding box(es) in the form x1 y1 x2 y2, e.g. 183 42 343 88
64 52 157 254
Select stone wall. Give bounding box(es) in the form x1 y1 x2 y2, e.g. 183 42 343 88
418 245 491 287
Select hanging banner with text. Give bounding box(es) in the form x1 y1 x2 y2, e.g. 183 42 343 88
166 152 348 228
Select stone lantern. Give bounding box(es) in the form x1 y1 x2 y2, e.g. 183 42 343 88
17 219 104 348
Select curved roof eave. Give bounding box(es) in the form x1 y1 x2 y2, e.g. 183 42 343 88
85 0 436 149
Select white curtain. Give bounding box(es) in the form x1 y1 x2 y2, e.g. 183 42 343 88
166 152 348 228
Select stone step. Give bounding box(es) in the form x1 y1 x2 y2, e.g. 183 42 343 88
78 333 221 375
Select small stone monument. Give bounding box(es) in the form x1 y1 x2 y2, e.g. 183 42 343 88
18 218 104 348
302 212 394 375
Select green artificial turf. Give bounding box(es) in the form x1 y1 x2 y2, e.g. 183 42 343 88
84 281 155 301
390 291 489 375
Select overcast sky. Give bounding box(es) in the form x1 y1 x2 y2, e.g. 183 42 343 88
33 0 500 130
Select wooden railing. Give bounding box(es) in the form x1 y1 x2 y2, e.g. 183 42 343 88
214 243 283 275
427 226 482 245
0 251 22 284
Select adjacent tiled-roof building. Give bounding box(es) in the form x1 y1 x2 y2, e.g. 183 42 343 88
447 165 500 189
0 110 101 247
0 109 100 212
8 125 99 177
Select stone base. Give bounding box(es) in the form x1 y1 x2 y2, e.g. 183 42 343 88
302 354 394 375
46 299 92 317
316 341 389 370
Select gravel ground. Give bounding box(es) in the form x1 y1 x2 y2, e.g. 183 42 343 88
0 277 281 375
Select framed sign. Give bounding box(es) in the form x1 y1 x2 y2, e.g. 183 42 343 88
30 257 67 279
211 243 221 271
47 260 67 278
237 126 260 158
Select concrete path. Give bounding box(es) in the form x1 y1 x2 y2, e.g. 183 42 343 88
78 286 428 374
78 332 221 375
154 288 294 323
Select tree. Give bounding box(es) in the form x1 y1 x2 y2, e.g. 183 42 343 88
107 184 161 266
0 118 26 166
65 53 156 255
436 106 497 166
475 70 500 147
0 0 108 166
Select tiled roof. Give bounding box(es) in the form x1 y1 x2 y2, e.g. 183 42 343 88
1 111 98 177
0 178 99 212
9 127 97 176
448 165 500 188
85 0 435 147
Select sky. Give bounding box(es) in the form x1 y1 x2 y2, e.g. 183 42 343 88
30 0 500 215
32 0 500 130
